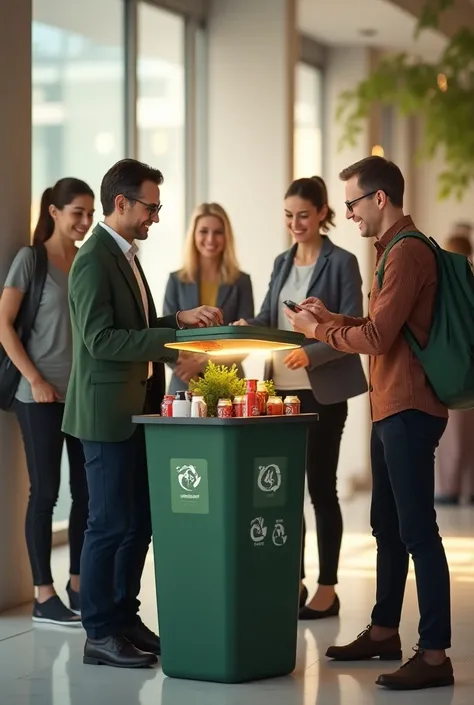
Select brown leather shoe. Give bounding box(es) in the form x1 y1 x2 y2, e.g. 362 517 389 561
326 625 402 661
376 648 454 690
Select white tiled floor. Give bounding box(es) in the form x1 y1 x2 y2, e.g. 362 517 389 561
1 493 473 705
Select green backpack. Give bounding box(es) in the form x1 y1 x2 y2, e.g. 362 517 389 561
377 231 474 410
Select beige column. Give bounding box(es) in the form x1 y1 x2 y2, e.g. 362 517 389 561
0 0 34 611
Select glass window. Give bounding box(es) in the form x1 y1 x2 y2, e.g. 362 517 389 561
137 3 186 311
294 63 323 179
32 0 125 525
32 0 125 229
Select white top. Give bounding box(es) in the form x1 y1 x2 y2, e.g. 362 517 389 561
101 222 152 378
272 263 314 391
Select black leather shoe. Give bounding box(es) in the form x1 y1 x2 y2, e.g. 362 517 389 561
83 636 157 668
299 594 340 620
299 585 308 609
122 621 161 655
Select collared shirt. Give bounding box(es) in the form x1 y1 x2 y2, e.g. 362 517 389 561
100 222 152 378
314 215 448 422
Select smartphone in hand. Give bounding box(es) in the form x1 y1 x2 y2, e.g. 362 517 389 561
283 300 302 313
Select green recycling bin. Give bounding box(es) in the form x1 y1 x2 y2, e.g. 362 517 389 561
133 413 317 684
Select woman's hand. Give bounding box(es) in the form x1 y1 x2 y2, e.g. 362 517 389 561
231 319 249 326
283 348 310 370
31 378 60 403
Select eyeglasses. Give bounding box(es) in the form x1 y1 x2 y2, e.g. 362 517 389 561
345 191 378 213
125 196 162 217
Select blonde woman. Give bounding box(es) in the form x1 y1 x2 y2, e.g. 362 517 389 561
163 203 254 393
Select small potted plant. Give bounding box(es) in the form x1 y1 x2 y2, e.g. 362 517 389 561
189 361 246 417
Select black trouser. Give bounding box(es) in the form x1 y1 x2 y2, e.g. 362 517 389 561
14 400 88 586
370 410 451 650
80 427 151 639
277 389 348 586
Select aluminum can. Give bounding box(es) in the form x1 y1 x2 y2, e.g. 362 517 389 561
217 398 233 418
284 395 301 415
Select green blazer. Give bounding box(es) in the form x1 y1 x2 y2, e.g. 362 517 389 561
62 224 179 442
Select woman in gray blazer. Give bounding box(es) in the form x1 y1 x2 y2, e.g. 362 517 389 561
234 176 367 619
163 203 254 393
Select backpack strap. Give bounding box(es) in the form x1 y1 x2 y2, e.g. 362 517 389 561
15 243 49 345
376 231 438 289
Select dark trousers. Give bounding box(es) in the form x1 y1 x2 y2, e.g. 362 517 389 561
370 410 451 650
80 426 152 639
277 389 347 586
14 400 88 586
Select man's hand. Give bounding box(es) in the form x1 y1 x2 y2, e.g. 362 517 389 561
299 297 332 323
283 348 310 370
175 352 206 383
231 319 249 326
177 306 223 329
284 307 318 339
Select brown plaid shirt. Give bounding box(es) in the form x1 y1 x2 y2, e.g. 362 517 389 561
314 215 448 422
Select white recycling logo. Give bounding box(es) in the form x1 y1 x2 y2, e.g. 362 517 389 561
250 517 267 544
257 464 282 493
177 464 202 492
272 520 288 547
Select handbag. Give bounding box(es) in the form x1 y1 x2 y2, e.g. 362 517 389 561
0 243 48 410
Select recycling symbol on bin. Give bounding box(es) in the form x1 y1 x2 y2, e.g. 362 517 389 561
250 517 267 544
257 464 282 493
177 464 202 492
272 521 288 547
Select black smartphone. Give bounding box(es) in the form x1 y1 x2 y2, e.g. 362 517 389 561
283 299 302 312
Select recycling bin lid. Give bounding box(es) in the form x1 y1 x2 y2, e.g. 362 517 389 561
164 325 304 355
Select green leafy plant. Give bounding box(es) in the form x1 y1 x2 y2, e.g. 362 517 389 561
263 379 276 396
337 0 474 199
189 361 246 417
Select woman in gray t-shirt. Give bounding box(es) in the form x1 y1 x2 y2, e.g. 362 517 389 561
0 178 94 626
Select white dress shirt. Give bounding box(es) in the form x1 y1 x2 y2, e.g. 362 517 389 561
100 222 153 378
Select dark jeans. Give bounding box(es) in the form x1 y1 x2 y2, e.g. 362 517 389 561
370 409 451 650
277 389 347 586
14 400 88 586
80 426 152 639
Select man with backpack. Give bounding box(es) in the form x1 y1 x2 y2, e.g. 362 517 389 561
284 156 454 691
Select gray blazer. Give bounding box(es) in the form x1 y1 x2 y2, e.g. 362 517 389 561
163 270 254 394
249 237 367 405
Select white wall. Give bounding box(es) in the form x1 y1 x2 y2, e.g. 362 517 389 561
322 46 374 493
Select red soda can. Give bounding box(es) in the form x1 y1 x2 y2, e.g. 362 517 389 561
266 395 283 415
233 395 245 417
161 394 174 417
284 395 301 415
217 398 233 418
244 392 260 417
256 381 268 415
245 379 258 393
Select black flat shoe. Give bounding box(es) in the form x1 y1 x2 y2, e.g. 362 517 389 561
66 580 81 615
299 594 340 620
299 585 309 609
83 636 157 669
33 595 82 627
122 620 161 656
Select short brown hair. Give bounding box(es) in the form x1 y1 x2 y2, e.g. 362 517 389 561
339 156 405 208
445 235 472 257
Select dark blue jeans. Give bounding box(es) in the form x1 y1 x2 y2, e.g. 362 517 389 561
370 410 451 650
80 427 152 639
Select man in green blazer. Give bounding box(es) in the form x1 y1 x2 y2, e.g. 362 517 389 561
63 159 222 669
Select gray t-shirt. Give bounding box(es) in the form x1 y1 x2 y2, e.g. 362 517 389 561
4 247 72 403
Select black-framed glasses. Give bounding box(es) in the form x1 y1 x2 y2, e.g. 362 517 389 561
345 191 378 213
125 195 162 217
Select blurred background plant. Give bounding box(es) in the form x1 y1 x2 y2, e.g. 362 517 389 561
337 0 474 199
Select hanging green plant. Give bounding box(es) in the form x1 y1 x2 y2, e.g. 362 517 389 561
336 0 474 200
